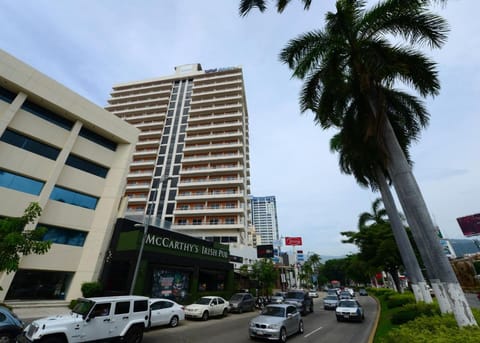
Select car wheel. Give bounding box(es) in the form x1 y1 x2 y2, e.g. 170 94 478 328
336 316 342 322
169 315 179 327
124 326 143 343
0 334 13 343
279 327 287 343
202 311 209 321
298 320 304 334
238 306 243 314
223 308 228 317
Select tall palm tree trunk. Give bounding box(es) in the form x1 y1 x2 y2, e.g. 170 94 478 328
383 118 476 326
376 168 432 303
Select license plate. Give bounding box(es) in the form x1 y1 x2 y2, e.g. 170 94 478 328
343 314 349 318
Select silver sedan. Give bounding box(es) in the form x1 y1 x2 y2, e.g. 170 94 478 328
249 304 303 343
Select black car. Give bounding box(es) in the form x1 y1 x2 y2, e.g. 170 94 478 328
284 290 313 315
0 305 24 343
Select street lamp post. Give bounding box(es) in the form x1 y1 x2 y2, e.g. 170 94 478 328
129 175 170 295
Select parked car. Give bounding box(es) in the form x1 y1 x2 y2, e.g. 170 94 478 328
308 289 319 298
249 304 303 343
327 289 339 297
335 299 364 322
322 295 339 310
0 305 24 343
149 298 185 328
229 292 255 313
19 295 150 343
284 290 313 315
184 296 229 320
358 288 368 296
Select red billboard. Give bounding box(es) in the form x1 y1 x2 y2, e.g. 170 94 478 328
457 214 480 237
285 237 302 246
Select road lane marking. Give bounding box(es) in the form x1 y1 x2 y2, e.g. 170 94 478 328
304 326 323 338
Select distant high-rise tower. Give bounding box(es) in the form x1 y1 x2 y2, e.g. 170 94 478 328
250 196 279 245
106 64 251 244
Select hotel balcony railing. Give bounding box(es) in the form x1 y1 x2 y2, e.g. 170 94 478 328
189 102 242 113
133 149 158 156
185 131 242 142
122 112 165 123
182 153 243 163
192 86 242 98
191 94 242 106
183 141 242 152
110 103 168 116
105 97 169 111
188 112 242 123
111 83 171 97
187 121 242 132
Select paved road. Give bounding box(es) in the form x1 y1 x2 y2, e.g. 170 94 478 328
143 296 378 343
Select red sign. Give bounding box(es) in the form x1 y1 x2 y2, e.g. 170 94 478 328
285 237 302 246
457 214 480 237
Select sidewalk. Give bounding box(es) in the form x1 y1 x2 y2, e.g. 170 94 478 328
6 300 70 322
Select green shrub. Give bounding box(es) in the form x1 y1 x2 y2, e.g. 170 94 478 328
369 287 396 298
386 293 415 309
69 299 78 309
81 281 103 298
380 313 480 343
390 302 440 325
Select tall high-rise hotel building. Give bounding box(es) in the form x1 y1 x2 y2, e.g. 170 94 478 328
251 196 279 245
106 64 251 244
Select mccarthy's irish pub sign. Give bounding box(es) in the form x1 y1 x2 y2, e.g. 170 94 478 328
117 229 229 262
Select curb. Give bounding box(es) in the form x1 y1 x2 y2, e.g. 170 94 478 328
368 295 381 343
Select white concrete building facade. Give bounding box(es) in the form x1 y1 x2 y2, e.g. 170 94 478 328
0 50 138 302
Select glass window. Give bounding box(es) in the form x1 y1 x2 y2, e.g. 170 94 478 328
5 269 73 300
39 224 88 247
0 169 44 195
0 129 60 160
0 85 16 103
22 100 73 130
134 300 148 312
114 301 130 315
79 127 117 151
49 186 98 210
66 154 108 178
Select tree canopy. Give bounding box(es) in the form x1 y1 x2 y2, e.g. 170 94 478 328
0 202 51 273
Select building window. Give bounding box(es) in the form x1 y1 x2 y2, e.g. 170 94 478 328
0 85 16 103
39 224 88 247
177 219 187 225
79 127 117 151
225 218 235 224
49 186 99 210
66 154 109 178
192 219 202 225
0 129 60 160
22 100 73 130
0 169 44 195
209 218 219 225
5 269 73 300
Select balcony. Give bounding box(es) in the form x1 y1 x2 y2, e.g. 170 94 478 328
191 94 242 107
127 195 148 204
127 170 154 179
136 139 160 148
120 112 166 124
189 101 242 114
111 83 171 97
178 177 243 188
133 149 158 158
176 190 244 201
185 131 242 143
139 129 163 139
126 182 151 191
173 206 244 215
181 165 244 176
130 159 155 168
183 141 242 153
105 97 169 111
172 222 245 231
109 103 168 116
187 120 242 133
182 152 243 164
192 86 242 98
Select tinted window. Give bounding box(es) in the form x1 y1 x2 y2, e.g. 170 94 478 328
134 300 148 312
0 86 16 103
218 298 224 304
22 100 73 130
0 129 60 160
40 224 87 247
79 127 117 151
66 154 109 178
49 186 98 209
115 301 130 315
0 169 44 195
0 312 6 322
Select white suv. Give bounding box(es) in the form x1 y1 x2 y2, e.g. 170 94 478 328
20 295 149 343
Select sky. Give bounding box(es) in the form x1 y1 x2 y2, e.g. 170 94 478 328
0 0 478 257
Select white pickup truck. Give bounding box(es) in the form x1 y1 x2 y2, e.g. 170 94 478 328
19 295 149 343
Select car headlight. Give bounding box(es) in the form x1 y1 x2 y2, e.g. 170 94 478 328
268 323 281 329
249 321 256 328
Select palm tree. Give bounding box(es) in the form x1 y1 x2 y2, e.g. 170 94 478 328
330 117 432 302
278 0 474 326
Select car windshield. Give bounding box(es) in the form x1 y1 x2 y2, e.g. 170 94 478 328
195 298 212 305
286 292 303 299
325 296 338 300
230 294 244 301
338 301 356 308
262 306 285 317
72 299 95 316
